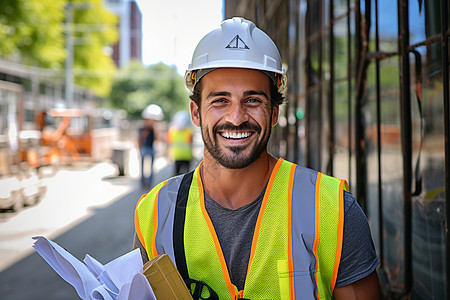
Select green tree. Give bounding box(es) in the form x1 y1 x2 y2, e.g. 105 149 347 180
71 0 118 97
0 0 66 68
109 61 190 120
0 0 118 97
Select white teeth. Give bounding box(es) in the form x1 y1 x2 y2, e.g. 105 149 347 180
221 132 251 139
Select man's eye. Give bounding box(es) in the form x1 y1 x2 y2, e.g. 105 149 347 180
212 98 227 104
246 98 262 104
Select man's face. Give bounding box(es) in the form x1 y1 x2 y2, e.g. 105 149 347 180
190 68 279 169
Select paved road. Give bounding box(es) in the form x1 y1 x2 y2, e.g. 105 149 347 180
0 157 176 300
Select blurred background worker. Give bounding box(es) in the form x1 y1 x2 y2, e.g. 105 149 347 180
138 104 163 187
166 111 194 176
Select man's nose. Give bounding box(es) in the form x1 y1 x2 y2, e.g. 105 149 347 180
225 102 249 126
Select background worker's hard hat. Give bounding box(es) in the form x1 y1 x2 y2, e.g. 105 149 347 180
142 104 164 121
184 17 287 97
172 111 191 129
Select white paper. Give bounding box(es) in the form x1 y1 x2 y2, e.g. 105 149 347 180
32 236 156 300
118 273 156 300
83 254 105 278
103 247 143 289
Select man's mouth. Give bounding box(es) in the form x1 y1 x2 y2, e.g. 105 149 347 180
220 131 253 139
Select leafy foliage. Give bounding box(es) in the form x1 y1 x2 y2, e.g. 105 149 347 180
71 0 118 97
0 0 66 68
109 61 190 120
0 0 118 97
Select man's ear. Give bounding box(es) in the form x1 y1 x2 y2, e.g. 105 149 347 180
190 101 200 127
271 104 279 127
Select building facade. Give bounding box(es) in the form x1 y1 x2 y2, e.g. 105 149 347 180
224 1 450 299
104 0 142 68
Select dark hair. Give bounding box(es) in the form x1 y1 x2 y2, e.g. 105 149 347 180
270 80 284 106
189 73 284 109
189 79 203 108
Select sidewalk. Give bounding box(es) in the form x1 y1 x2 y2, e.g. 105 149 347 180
0 149 173 272
0 149 179 299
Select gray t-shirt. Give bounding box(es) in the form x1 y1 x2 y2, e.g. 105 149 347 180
204 188 264 291
205 189 379 290
133 188 379 291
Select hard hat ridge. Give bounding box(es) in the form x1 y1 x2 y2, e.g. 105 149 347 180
185 17 287 97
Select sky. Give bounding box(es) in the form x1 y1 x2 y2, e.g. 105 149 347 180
135 0 224 75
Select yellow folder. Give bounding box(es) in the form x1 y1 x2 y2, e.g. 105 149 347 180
143 254 193 300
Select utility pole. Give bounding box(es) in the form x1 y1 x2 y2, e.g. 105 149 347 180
65 2 91 108
65 3 74 108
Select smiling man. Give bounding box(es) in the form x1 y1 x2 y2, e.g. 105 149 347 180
196 69 275 168
133 17 380 299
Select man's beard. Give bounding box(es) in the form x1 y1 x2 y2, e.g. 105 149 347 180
200 118 272 169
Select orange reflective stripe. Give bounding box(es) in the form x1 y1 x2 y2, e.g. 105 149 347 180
152 195 158 257
330 179 346 291
313 172 322 299
247 158 283 278
152 180 168 257
135 193 149 249
287 163 296 300
197 169 236 298
344 180 349 192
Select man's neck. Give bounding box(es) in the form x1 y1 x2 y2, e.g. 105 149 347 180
200 152 278 210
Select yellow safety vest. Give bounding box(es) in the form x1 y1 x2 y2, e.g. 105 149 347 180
167 128 193 161
135 158 348 299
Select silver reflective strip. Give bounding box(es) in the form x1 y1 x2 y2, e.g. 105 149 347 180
291 166 318 299
154 174 184 267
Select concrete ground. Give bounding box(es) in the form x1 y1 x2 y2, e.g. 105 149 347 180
0 148 178 299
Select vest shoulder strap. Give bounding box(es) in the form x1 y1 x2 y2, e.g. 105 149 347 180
173 170 220 300
315 172 347 298
173 170 194 283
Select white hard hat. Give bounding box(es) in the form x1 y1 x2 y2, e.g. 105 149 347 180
172 111 191 129
184 17 287 97
142 104 164 121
